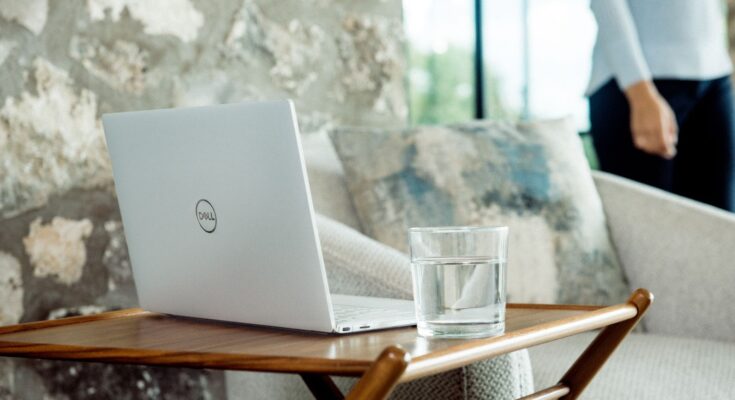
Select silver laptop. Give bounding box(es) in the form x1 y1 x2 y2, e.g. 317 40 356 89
102 100 415 334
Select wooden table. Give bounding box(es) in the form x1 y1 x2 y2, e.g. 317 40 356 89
0 289 652 400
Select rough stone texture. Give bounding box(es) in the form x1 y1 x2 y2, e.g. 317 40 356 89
23 217 94 285
337 15 405 116
0 0 47 35
87 0 204 43
223 1 325 95
102 220 134 294
0 58 110 219
0 359 13 399
0 0 405 398
24 360 225 399
0 251 23 326
0 187 130 323
0 40 15 66
0 0 405 219
70 36 149 94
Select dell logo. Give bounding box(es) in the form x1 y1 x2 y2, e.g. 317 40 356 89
195 199 217 233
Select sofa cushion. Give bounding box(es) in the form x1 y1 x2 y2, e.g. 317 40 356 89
302 132 362 230
316 213 412 299
330 119 628 305
529 332 735 399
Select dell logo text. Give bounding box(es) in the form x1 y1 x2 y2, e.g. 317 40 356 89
198 211 215 221
195 199 217 233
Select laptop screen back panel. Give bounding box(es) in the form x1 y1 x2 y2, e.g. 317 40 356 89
103 101 334 332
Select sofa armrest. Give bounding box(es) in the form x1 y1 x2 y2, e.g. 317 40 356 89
593 171 735 342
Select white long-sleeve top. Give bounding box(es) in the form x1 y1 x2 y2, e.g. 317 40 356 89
588 0 732 94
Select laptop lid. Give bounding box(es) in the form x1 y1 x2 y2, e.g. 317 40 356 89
102 100 335 332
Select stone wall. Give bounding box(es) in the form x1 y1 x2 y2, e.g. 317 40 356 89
0 0 406 398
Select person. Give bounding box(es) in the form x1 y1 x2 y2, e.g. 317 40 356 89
588 0 735 212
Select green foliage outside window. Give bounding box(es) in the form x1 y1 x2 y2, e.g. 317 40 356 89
408 45 518 125
408 46 474 124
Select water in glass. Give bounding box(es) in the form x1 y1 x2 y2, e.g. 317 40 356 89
411 255 506 338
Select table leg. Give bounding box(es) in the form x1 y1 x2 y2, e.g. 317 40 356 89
557 288 653 400
345 345 411 400
301 373 345 400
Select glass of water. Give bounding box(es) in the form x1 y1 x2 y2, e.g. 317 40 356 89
409 226 508 339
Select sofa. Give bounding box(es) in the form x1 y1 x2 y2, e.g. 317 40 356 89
225 131 735 399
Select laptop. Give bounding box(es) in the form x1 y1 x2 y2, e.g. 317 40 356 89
102 100 415 334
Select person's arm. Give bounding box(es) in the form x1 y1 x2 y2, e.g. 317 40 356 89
590 0 650 88
590 0 678 158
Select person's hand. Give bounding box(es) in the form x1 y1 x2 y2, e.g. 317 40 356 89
624 80 678 159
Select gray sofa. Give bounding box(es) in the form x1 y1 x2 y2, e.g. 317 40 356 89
227 132 735 399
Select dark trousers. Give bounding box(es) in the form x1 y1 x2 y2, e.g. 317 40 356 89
589 76 735 212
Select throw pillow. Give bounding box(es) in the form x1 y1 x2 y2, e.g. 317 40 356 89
330 118 629 305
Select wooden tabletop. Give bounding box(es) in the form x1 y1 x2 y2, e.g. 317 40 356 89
0 302 638 383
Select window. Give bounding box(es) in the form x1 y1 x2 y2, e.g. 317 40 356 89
404 0 596 133
404 0 475 124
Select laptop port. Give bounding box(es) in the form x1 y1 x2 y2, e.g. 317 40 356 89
342 327 351 332
359 325 370 329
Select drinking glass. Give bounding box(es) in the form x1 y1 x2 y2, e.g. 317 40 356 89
409 226 508 338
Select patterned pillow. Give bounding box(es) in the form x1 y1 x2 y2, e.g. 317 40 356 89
330 118 629 305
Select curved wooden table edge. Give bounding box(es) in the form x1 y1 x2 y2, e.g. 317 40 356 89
0 307 371 375
0 308 148 335
0 303 602 336
0 295 645 379
379 288 652 400
400 302 637 382
0 341 373 375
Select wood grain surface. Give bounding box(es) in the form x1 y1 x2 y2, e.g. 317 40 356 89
0 303 632 378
